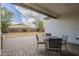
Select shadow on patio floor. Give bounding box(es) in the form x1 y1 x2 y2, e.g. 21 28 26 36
37 49 77 56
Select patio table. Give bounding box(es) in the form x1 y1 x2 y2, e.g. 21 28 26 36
44 36 62 51
44 36 62 40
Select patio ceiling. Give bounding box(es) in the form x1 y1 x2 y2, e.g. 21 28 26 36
13 3 79 19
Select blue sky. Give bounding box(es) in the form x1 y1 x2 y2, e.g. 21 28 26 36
1 3 23 23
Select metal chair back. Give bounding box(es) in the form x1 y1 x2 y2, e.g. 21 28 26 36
62 35 68 44
36 34 39 42
45 33 51 36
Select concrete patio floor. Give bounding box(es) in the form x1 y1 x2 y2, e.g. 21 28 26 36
1 36 78 56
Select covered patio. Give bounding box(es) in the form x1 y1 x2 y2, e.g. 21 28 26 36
0 3 79 56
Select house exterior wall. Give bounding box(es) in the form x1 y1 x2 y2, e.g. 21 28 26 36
45 8 79 44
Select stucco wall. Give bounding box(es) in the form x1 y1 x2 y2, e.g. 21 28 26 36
45 8 79 44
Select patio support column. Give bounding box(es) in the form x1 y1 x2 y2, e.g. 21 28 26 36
0 33 1 55
0 4 1 55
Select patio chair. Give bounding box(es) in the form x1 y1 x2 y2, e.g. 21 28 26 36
36 34 46 50
42 33 51 52
46 38 62 55
45 33 51 36
62 35 68 53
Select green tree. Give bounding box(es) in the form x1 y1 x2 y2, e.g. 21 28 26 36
0 7 13 33
36 20 44 32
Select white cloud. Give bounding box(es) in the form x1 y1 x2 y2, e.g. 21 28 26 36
11 21 18 24
22 18 37 28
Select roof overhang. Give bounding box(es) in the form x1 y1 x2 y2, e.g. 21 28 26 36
12 3 60 19
12 3 79 19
